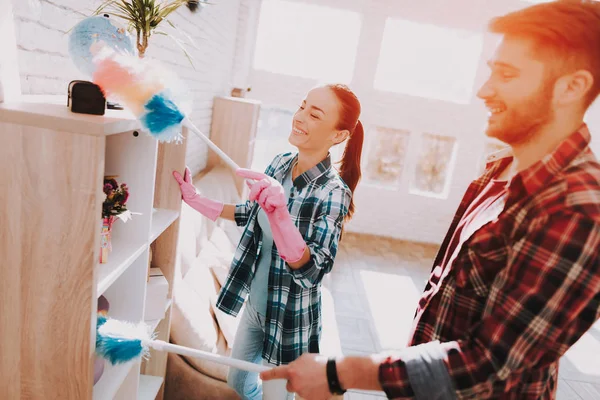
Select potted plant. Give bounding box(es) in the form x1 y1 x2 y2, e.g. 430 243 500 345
100 176 132 263
92 0 210 65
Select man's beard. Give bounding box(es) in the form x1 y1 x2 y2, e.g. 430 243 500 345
485 81 555 146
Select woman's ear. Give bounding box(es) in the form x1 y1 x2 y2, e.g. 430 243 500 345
332 129 349 145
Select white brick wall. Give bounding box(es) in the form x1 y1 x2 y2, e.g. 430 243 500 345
7 0 600 243
11 0 243 176
231 0 261 89
242 0 600 244
0 0 21 101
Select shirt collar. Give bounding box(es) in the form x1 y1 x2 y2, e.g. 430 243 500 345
486 123 592 196
275 153 332 190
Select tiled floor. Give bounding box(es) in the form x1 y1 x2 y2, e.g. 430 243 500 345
322 233 600 400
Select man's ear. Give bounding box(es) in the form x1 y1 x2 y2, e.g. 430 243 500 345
554 69 594 107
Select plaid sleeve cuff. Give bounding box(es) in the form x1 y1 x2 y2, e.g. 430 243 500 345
284 251 319 288
284 244 333 288
379 354 414 398
234 202 251 226
379 342 456 399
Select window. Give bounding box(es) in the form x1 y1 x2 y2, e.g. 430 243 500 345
364 127 410 186
251 105 296 171
250 105 349 171
410 133 457 197
374 19 483 104
252 0 362 83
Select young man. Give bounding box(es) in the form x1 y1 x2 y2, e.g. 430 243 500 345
260 1 600 399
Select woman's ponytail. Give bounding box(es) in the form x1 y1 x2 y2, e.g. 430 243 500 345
338 120 364 220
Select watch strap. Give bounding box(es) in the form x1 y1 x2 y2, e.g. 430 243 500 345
326 358 347 395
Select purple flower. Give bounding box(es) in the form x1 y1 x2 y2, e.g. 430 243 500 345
103 183 113 194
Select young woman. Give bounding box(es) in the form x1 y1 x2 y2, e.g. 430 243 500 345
173 83 364 399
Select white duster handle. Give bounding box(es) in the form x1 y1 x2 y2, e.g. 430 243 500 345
149 340 271 373
183 117 240 172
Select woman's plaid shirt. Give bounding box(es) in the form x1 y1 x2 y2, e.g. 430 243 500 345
215 152 351 365
380 125 600 399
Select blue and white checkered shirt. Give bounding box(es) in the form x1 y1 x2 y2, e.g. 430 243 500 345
216 152 351 365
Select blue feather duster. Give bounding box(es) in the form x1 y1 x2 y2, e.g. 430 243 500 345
95 317 152 364
140 92 185 143
94 317 271 373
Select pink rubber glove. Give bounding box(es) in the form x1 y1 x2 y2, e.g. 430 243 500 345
173 167 224 221
236 168 306 263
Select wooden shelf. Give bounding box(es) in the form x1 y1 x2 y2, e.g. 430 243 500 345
1 98 188 399
0 96 140 136
96 241 148 297
92 361 136 400
146 299 173 333
138 375 164 400
150 209 180 243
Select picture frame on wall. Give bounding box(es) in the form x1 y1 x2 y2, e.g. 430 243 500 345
363 126 411 187
409 132 458 198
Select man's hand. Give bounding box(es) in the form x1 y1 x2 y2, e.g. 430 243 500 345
260 353 332 400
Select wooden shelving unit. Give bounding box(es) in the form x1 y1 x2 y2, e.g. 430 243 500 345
0 96 187 399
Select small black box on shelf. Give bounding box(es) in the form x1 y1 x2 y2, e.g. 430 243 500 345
67 80 106 116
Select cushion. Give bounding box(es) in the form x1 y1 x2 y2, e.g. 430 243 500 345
171 165 253 379
217 218 244 251
170 279 221 378
193 166 241 205
183 253 219 300
210 265 229 288
207 225 238 288
177 205 199 279
195 238 232 286
210 224 237 256
164 352 239 399
177 165 241 281
170 256 232 381
210 296 244 350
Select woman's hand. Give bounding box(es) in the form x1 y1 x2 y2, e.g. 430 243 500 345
173 167 224 221
236 168 308 264
173 167 198 202
243 172 287 213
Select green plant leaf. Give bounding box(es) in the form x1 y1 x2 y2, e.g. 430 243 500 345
165 18 200 51
86 0 199 65
154 30 196 69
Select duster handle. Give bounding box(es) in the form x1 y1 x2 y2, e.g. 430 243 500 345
149 340 271 373
182 117 240 172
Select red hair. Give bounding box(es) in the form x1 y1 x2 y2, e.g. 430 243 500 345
488 0 600 107
326 84 364 222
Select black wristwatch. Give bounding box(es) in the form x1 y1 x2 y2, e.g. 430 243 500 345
326 358 347 395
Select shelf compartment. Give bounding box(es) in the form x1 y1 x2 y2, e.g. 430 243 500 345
93 361 136 400
150 208 179 242
146 298 173 333
96 240 148 297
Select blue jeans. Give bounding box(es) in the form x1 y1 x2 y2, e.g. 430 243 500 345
227 300 294 400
